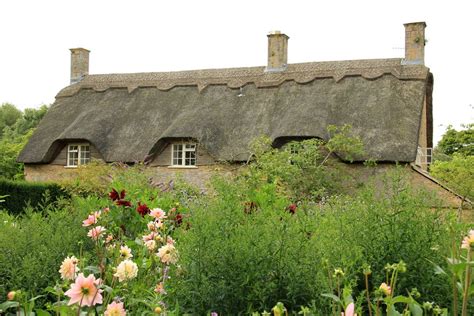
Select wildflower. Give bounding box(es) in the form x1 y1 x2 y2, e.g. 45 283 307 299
102 207 110 214
109 188 125 201
287 203 297 214
174 213 183 226
104 301 127 316
116 199 132 207
154 282 166 294
59 256 80 280
379 282 392 296
65 273 103 306
145 240 157 251
461 229 474 249
143 232 156 242
333 268 345 278
136 202 150 217
147 221 163 231
87 226 106 240
106 234 114 244
7 291 16 301
157 244 178 265
114 259 138 282
150 208 167 220
211 313 218 316
167 236 175 245
341 302 357 316
154 306 162 314
119 245 133 260
82 211 100 227
272 302 286 316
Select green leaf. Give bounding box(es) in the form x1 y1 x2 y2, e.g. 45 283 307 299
83 265 100 274
0 300 20 311
321 293 341 304
35 309 52 316
388 295 412 305
408 303 423 316
386 304 402 316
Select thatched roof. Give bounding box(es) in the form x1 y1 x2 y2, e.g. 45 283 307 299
18 58 431 163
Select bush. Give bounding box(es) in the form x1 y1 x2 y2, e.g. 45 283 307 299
0 198 92 302
169 168 454 314
0 179 68 215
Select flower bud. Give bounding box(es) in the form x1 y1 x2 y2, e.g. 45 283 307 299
154 306 162 314
7 291 16 301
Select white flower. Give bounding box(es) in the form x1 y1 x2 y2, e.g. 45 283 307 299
119 245 133 260
114 259 138 282
157 244 178 265
145 240 157 251
59 256 80 280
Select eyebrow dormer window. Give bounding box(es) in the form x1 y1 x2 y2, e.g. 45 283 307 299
67 144 91 167
171 143 196 167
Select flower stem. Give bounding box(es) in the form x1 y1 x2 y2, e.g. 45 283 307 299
462 247 472 316
365 274 373 316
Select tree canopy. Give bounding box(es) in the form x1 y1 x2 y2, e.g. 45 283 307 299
0 103 49 180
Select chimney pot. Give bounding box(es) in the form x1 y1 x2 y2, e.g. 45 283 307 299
265 31 289 72
70 48 90 84
403 22 426 65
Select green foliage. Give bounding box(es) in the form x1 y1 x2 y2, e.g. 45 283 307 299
430 154 474 202
243 125 364 201
169 167 452 314
0 103 22 137
0 103 49 180
0 200 92 303
0 129 32 180
0 178 68 215
436 124 474 157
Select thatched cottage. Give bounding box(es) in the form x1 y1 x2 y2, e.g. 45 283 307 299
19 22 435 188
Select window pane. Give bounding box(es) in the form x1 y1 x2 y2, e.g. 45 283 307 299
172 144 183 165
68 151 78 166
80 145 91 165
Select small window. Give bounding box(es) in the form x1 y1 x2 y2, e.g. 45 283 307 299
171 143 196 167
67 144 91 167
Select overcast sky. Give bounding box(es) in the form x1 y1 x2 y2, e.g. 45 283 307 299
1 0 473 144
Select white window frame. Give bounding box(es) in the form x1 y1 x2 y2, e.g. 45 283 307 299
170 142 197 167
67 143 91 167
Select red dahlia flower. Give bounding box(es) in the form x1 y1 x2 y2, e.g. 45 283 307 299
136 202 150 217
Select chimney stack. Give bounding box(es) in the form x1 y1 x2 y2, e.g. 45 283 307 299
266 31 289 72
70 48 90 84
403 22 426 65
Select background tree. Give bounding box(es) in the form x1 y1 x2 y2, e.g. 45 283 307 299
0 103 49 180
431 123 473 208
0 103 22 138
436 123 473 157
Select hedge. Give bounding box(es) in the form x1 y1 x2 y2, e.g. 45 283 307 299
0 179 68 215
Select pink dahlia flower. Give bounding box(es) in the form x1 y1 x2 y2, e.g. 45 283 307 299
87 226 106 240
341 302 357 316
104 301 127 316
150 208 167 220
65 273 103 306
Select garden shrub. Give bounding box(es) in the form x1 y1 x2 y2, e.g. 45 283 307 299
170 168 454 314
0 198 92 302
0 178 68 215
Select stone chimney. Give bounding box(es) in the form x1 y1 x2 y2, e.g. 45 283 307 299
403 22 426 65
70 48 90 84
265 31 289 72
